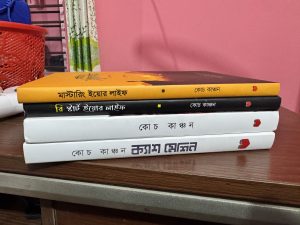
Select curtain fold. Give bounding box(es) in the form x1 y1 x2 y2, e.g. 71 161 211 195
65 0 100 72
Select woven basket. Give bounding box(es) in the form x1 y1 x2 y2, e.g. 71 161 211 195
0 21 47 89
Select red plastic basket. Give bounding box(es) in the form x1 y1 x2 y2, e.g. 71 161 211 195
0 21 47 89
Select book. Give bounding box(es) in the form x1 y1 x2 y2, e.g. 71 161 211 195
23 132 275 164
23 96 281 117
24 111 279 143
17 71 280 103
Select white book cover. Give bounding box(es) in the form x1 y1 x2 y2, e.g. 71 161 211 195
24 111 279 143
23 132 275 164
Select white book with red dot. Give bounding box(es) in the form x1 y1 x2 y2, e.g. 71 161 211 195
23 132 275 164
23 111 279 143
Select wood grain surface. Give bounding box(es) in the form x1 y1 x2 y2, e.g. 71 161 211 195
52 201 223 225
0 108 299 206
0 194 40 225
0 209 40 225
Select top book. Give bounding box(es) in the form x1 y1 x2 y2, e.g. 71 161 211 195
17 71 280 103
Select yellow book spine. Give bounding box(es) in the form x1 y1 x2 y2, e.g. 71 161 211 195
17 83 280 103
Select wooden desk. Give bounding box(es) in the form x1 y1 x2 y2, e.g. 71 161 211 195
0 108 299 225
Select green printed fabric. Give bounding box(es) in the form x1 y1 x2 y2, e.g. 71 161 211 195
65 0 101 72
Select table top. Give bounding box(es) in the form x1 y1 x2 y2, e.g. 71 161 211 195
0 108 300 207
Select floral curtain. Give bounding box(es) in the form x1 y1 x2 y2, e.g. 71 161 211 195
64 0 101 72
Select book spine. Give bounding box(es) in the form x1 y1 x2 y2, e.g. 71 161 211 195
24 111 279 143
17 83 280 103
23 97 281 117
23 132 275 164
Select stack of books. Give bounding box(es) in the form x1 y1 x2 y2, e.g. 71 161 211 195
17 71 281 164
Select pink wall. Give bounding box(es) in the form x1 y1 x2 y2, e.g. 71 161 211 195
95 0 300 113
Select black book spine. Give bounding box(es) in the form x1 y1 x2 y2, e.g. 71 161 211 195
23 96 281 117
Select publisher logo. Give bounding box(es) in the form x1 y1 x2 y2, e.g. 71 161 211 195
239 139 250 149
253 119 261 127
245 101 252 108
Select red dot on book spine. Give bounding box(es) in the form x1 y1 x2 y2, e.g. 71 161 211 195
238 139 250 149
253 119 261 127
252 86 258 92
245 101 252 107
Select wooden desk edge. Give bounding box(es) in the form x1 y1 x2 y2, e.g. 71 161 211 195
0 171 299 225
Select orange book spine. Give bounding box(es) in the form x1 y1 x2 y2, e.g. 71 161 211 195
17 83 280 103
